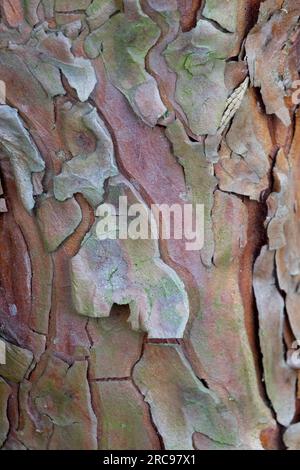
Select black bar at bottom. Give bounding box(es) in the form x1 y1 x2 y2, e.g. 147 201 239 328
0 449 297 467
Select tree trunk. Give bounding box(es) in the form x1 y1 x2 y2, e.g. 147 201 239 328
0 0 299 450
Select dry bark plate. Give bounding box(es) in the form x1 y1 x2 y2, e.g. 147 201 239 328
0 0 299 451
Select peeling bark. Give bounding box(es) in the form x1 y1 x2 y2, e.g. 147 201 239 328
0 0 299 450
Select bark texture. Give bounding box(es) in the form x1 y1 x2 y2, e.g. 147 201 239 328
0 0 299 450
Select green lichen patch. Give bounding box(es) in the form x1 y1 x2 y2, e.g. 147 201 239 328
0 105 45 211
164 19 235 135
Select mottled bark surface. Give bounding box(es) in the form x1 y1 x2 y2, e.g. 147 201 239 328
0 0 299 450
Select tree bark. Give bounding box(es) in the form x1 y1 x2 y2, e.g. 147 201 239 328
0 0 299 450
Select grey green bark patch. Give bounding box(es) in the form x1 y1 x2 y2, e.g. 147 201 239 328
0 339 33 383
133 343 240 450
203 0 238 33
284 423 300 450
87 307 144 379
93 380 160 449
166 119 216 267
266 150 292 251
54 103 118 207
84 0 166 126
86 0 122 29
19 355 97 450
245 2 299 126
0 105 45 211
0 378 11 448
164 19 234 135
215 90 272 200
71 176 189 338
36 195 82 252
254 246 297 426
13 43 66 98
55 0 92 10
212 191 247 267
29 26 97 101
